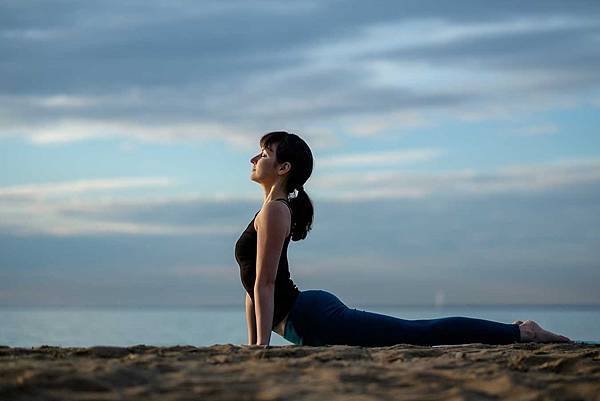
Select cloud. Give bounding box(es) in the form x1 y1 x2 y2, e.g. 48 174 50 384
0 207 244 236
1 2 599 307
312 157 600 201
307 15 597 61
0 177 173 200
0 177 242 236
513 124 560 136
2 158 599 236
24 120 256 148
342 110 433 136
318 148 444 168
2 169 599 306
1 2 599 145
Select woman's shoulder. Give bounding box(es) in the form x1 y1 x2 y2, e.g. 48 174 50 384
258 199 291 218
254 199 292 236
272 197 292 213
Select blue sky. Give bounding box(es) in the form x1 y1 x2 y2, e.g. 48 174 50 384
1 0 599 307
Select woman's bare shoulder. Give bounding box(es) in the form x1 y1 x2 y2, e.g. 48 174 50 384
254 200 291 236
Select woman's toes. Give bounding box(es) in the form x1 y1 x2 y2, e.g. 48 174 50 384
560 335 572 342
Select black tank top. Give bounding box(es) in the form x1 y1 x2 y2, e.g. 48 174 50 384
234 198 300 330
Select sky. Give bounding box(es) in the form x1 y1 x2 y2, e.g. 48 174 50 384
1 0 599 307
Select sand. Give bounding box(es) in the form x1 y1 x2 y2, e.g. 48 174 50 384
1 342 599 401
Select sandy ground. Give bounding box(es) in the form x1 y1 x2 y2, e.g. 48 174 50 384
1 342 599 401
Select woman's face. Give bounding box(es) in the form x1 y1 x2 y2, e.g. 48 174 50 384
250 142 281 184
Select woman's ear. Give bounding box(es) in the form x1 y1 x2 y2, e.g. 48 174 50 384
279 162 291 175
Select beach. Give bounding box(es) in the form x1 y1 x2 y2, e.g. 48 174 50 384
1 342 599 401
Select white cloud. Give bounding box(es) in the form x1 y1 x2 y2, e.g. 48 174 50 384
20 119 255 149
0 177 225 236
308 16 597 61
34 221 240 237
312 157 600 201
3 158 599 236
0 216 241 237
329 186 431 201
343 110 432 137
513 124 560 136
0 177 173 200
0 200 242 237
33 95 98 109
318 148 444 168
0 8 598 150
1 28 66 41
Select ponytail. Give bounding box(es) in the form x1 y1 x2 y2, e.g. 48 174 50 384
289 186 313 241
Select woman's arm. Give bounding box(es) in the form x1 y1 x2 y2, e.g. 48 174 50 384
245 292 257 345
254 201 290 346
254 284 275 346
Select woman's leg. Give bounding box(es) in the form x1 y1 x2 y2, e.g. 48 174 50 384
333 308 521 346
285 290 521 346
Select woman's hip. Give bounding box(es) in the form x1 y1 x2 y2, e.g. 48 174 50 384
284 289 349 345
293 289 348 316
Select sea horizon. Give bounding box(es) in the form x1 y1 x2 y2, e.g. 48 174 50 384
2 304 599 348
2 303 599 309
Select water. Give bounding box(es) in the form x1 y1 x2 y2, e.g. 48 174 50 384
1 305 598 348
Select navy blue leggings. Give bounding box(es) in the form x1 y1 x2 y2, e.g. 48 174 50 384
283 290 521 346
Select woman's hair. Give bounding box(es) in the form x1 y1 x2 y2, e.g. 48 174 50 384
259 131 314 241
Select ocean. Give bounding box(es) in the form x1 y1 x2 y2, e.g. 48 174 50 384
1 305 599 347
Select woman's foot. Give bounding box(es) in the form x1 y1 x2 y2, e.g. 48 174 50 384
517 320 571 343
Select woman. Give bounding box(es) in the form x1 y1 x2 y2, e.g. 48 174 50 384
235 131 572 347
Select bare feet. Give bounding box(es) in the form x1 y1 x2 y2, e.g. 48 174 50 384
516 320 571 343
